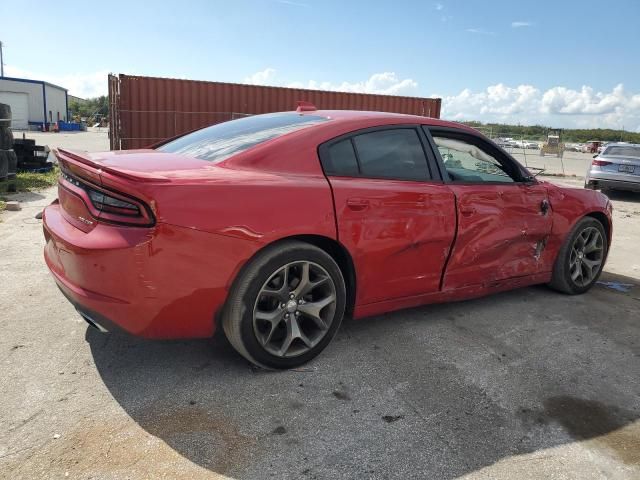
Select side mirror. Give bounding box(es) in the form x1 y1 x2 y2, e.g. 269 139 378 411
593 154 598 158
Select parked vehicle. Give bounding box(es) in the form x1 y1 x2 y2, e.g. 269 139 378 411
43 108 613 369
540 130 564 157
565 143 582 152
583 140 604 154
524 141 540 149
495 138 517 148
585 142 640 193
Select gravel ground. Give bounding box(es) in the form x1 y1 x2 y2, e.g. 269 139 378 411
0 133 639 479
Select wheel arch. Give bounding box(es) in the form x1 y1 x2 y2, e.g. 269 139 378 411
225 234 357 319
585 211 611 247
285 234 357 317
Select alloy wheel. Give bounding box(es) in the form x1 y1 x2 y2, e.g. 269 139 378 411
569 226 604 287
252 261 337 358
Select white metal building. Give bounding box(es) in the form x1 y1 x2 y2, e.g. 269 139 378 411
0 76 68 130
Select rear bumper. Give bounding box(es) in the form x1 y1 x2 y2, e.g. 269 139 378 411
586 175 640 192
56 283 121 333
43 203 256 339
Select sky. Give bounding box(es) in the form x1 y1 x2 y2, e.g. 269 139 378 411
1 0 639 130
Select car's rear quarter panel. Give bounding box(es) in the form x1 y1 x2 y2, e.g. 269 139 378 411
44 203 259 338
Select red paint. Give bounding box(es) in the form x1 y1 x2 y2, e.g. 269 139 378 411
43 111 612 339
443 183 553 289
329 177 456 304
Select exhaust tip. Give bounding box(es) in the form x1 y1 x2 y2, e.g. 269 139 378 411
78 311 109 333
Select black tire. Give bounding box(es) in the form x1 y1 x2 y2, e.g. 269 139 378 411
0 152 7 179
222 240 346 369
548 217 608 295
0 127 13 150
5 149 17 174
0 103 10 128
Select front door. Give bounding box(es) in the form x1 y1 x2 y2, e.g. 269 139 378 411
426 128 553 290
319 126 457 305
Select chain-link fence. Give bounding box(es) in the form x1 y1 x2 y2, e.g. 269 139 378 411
471 126 574 176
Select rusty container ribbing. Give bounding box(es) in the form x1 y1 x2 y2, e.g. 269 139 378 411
108 74 442 150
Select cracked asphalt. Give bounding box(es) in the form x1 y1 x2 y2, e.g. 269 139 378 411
1 134 639 479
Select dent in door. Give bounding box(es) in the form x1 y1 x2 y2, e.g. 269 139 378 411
330 178 456 304
443 184 552 289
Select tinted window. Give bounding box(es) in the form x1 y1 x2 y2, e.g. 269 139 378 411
323 139 359 176
352 129 429 181
158 113 328 162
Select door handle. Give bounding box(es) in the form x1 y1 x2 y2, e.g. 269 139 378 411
346 198 370 211
460 206 476 216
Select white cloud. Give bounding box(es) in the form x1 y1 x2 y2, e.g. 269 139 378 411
435 3 444 10
244 68 418 96
511 21 532 28
243 68 277 85
466 28 496 35
289 72 418 96
441 83 640 130
4 64 108 98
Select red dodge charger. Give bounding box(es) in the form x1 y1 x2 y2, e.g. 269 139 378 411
43 108 612 369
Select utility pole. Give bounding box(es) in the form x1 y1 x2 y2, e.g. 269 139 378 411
0 41 4 77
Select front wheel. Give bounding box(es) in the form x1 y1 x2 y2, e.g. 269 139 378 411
222 240 346 369
548 217 607 294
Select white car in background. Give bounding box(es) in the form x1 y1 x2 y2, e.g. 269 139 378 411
585 143 640 193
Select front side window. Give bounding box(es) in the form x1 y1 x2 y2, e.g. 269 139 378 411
433 136 516 183
158 113 328 162
352 129 430 181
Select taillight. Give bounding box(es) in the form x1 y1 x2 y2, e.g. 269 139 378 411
59 170 154 226
592 159 612 166
87 190 140 216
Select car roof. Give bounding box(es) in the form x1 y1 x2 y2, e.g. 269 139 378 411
604 142 639 147
297 109 477 133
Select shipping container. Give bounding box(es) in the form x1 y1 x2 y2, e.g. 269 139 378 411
108 74 442 150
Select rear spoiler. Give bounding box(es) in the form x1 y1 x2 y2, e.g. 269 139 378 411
55 148 170 183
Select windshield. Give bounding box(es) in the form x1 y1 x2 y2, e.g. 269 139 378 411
603 145 640 157
158 113 328 162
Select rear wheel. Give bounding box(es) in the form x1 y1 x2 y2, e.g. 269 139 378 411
548 217 607 294
222 240 346 369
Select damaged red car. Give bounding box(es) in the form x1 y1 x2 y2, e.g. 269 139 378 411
43 108 612 369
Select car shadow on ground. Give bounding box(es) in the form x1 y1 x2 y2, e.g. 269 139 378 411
605 189 640 203
87 271 640 479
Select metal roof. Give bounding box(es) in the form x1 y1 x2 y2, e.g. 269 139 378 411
0 76 68 91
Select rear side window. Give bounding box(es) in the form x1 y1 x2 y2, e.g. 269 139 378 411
323 139 359 176
158 113 328 162
352 129 429 181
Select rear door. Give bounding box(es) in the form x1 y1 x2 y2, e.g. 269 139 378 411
319 126 456 305
425 127 553 290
